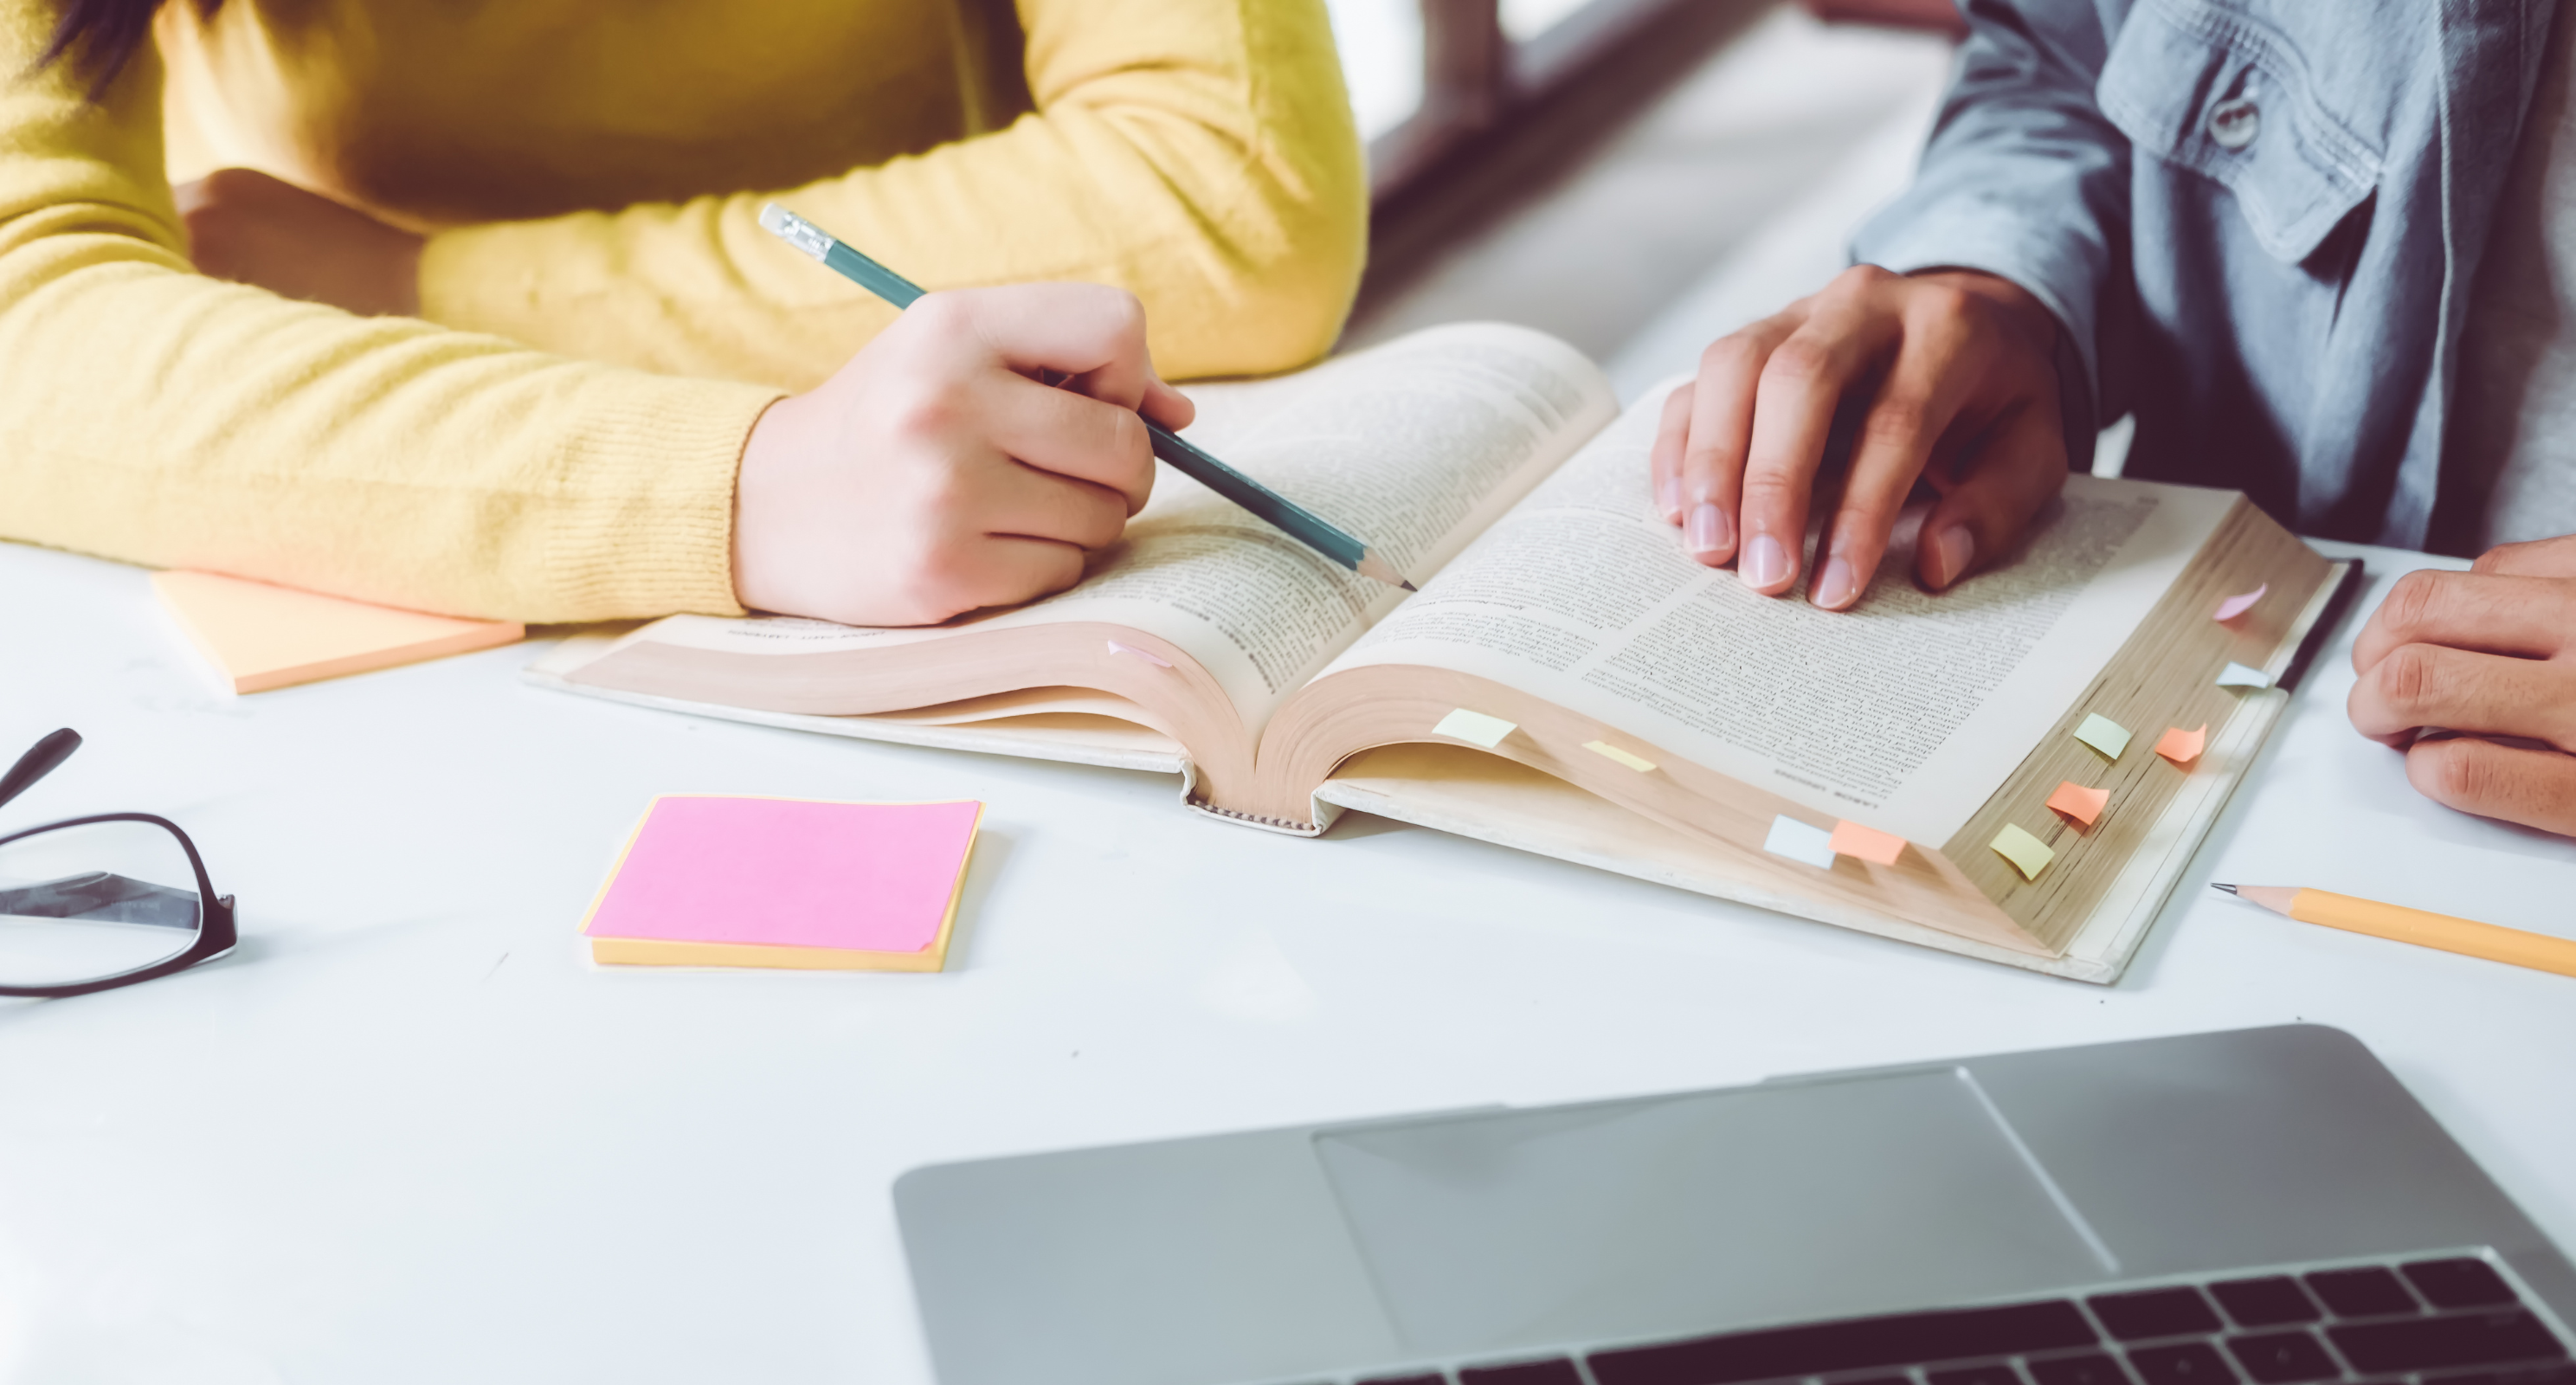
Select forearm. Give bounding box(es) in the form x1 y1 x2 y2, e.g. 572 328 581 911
417 0 1367 389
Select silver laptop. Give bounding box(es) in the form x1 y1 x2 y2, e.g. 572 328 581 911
894 1026 2576 1385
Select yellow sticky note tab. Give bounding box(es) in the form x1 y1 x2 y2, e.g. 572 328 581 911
1829 821 1907 866
1583 740 1656 771
2073 713 2132 760
2045 781 2109 827
2155 724 2208 766
1434 708 1517 749
1991 823 2056 881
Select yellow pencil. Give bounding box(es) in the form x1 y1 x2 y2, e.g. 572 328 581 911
2214 884 2576 978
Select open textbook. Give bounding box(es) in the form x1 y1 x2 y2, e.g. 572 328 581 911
529 324 2355 982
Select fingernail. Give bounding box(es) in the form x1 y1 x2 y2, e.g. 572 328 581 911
1658 475 1683 521
1815 557 1858 609
1742 533 1790 589
1929 526 1975 589
1685 503 1732 555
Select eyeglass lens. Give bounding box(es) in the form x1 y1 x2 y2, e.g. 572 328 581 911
0 821 203 988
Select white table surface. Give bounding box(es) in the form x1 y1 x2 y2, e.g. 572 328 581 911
3 538 2572 1385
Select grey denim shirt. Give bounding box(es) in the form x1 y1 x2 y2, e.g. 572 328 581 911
1852 0 2559 551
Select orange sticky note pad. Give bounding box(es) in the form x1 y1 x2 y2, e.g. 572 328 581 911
2046 781 2109 827
152 570 522 694
581 795 983 971
2155 724 2209 765
1829 821 1907 866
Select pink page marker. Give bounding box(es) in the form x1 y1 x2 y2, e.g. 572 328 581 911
2213 583 2266 622
1106 639 1171 668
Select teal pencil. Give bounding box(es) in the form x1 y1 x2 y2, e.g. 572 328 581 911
758 203 1415 591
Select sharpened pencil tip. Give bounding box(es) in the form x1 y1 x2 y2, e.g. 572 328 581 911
1401 580 1418 592
2210 883 2239 895
1355 551 1416 591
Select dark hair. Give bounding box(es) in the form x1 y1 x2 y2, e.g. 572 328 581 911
39 0 220 94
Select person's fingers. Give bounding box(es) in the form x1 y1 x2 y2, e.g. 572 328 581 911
1678 314 1800 567
2404 736 2576 837
1738 280 1905 595
977 372 1156 515
1651 383 1693 524
1813 293 1983 610
2472 532 2576 579
2353 569 2575 673
2347 641 2576 749
1910 402 2067 591
949 535 1092 614
1140 377 1195 432
976 460 1134 551
930 284 1162 409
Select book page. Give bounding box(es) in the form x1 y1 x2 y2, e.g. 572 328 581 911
591 324 1619 731
1317 387 2236 845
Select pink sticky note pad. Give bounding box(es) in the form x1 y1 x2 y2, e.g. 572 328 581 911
583 796 982 955
2155 724 2209 766
2213 583 2267 622
2045 781 2109 827
1829 821 1907 866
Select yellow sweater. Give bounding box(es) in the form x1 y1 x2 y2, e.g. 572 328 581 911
0 0 1363 621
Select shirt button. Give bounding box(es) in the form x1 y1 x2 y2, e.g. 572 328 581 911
2209 97 2260 150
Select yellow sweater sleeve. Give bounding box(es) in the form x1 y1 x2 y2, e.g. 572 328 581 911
415 0 1367 390
0 4 777 623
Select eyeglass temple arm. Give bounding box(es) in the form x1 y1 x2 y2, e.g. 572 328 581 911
0 729 80 812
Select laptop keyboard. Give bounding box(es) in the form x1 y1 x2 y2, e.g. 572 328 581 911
1320 1255 2571 1385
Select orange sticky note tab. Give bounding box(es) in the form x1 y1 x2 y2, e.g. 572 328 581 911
2045 781 2109 827
2155 724 2209 765
152 570 522 694
1829 821 1907 866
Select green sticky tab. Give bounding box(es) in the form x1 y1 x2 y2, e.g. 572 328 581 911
2073 712 2132 760
1991 823 2056 881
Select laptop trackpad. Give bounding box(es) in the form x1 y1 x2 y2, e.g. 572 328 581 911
1313 1067 2113 1357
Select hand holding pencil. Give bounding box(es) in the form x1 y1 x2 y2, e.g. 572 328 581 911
733 281 1197 627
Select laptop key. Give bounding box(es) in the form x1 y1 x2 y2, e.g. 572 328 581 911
1588 1300 2097 1385
2405 1261 2521 1311
1459 1362 1577 1385
2213 1279 2325 1328
2093 1290 2226 1341
2225 1331 2341 1384
1927 1363 2024 1385
2426 1367 2576 1385
2330 1311 2570 1375
2306 1269 2420 1318
2030 1352 2136 1385
2127 1342 2243 1385
1460 1360 1581 1385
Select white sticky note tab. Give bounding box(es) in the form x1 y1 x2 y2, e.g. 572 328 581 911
1583 740 1656 772
2216 661 2273 688
1434 708 1517 749
1762 815 1838 870
1104 639 1171 668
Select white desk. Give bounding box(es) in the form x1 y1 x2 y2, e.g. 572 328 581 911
3 539 2571 1385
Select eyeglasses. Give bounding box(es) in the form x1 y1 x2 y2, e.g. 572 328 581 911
0 729 236 998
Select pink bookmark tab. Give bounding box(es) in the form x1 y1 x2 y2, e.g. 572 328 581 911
2213 583 2266 622
1105 639 1171 668
1828 821 1906 866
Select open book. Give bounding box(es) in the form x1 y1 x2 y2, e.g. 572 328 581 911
531 325 2354 983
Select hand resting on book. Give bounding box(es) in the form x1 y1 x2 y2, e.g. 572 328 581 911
2347 533 2576 837
732 284 1194 627
1651 266 2069 612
